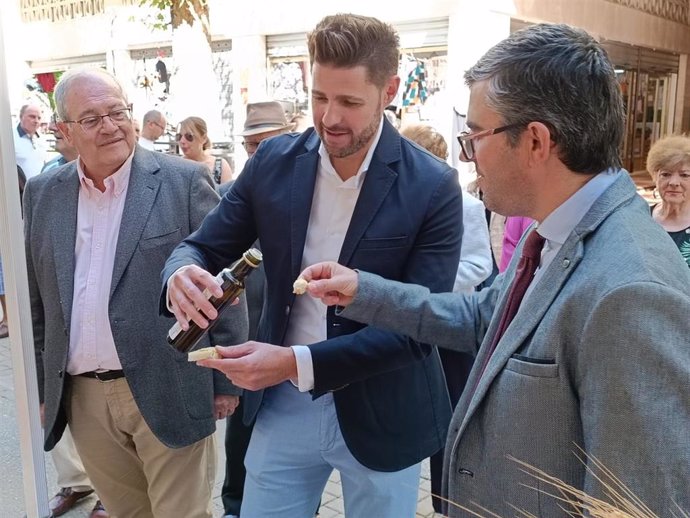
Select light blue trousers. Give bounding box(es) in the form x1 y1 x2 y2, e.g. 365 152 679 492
241 382 421 518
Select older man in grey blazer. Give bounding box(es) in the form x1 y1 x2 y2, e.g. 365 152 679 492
301 24 690 516
24 68 248 518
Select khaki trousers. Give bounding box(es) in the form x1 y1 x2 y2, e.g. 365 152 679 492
67 376 216 518
51 425 93 492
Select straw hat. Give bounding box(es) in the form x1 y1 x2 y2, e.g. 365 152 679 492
239 101 294 136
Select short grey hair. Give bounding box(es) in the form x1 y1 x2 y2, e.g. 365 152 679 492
465 23 624 174
143 109 164 125
19 104 40 118
54 68 128 122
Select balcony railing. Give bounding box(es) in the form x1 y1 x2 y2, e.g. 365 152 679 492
20 0 139 23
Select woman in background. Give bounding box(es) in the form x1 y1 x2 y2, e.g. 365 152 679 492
177 116 233 185
647 135 690 267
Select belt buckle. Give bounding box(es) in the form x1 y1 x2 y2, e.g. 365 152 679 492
94 371 115 382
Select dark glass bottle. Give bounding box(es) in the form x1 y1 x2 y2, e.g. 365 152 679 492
167 248 263 352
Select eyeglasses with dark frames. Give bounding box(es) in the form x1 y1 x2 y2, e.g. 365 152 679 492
62 107 132 132
152 121 166 131
457 122 525 162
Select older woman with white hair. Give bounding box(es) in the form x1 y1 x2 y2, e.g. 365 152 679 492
647 135 690 267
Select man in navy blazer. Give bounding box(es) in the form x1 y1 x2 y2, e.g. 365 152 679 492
299 24 690 516
162 13 462 518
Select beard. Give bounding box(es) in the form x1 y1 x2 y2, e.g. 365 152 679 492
318 102 382 159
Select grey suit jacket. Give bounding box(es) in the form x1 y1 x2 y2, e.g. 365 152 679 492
24 146 248 450
342 173 690 516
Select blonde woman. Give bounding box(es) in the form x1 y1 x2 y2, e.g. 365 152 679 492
177 116 232 184
647 135 690 267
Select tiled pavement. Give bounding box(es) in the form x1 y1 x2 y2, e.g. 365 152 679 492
0 336 437 517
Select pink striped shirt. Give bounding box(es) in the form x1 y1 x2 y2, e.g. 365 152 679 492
66 154 133 375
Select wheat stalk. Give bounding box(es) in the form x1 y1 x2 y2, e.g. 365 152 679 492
429 445 687 518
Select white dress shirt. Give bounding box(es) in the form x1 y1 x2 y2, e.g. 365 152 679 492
524 168 622 303
138 137 155 151
289 120 384 392
14 125 46 178
66 153 134 374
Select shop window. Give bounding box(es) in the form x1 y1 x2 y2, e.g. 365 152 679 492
395 47 447 127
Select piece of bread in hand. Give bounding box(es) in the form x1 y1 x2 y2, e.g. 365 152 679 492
293 277 308 295
187 347 221 361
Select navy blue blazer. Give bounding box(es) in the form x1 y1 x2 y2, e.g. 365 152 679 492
162 121 463 471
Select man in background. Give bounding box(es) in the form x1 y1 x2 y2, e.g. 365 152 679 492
43 115 78 172
236 101 294 159
14 103 46 178
138 109 166 151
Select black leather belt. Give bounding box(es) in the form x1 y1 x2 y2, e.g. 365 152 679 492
77 370 125 381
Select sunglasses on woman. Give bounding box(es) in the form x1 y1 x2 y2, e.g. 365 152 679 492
175 132 195 142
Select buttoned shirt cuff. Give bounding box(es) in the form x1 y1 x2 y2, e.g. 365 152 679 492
290 345 314 392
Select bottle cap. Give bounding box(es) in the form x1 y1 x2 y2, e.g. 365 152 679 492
243 248 263 267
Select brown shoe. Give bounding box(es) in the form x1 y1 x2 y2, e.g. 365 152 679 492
49 487 94 517
89 500 109 518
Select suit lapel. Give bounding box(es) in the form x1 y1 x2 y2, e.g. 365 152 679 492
109 149 161 299
456 173 639 435
290 133 319 280
51 166 80 330
339 122 399 265
461 238 584 426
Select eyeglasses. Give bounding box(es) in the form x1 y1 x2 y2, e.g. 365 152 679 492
457 122 525 162
242 140 261 152
152 121 166 131
175 132 195 142
62 108 132 132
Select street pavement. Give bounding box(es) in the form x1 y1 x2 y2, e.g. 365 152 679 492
0 336 437 517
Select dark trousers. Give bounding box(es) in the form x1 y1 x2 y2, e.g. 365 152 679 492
431 348 474 514
222 398 254 516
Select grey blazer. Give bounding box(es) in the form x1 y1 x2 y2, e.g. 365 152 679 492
343 173 690 516
24 146 248 450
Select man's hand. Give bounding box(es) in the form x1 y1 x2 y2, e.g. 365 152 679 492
168 265 223 330
213 394 239 420
299 261 359 307
198 342 298 391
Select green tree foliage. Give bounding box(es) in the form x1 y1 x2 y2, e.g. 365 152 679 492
139 0 211 45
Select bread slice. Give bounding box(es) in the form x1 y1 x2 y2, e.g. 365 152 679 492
187 347 221 361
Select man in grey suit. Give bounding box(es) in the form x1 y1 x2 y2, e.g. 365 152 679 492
300 24 690 516
24 68 248 518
